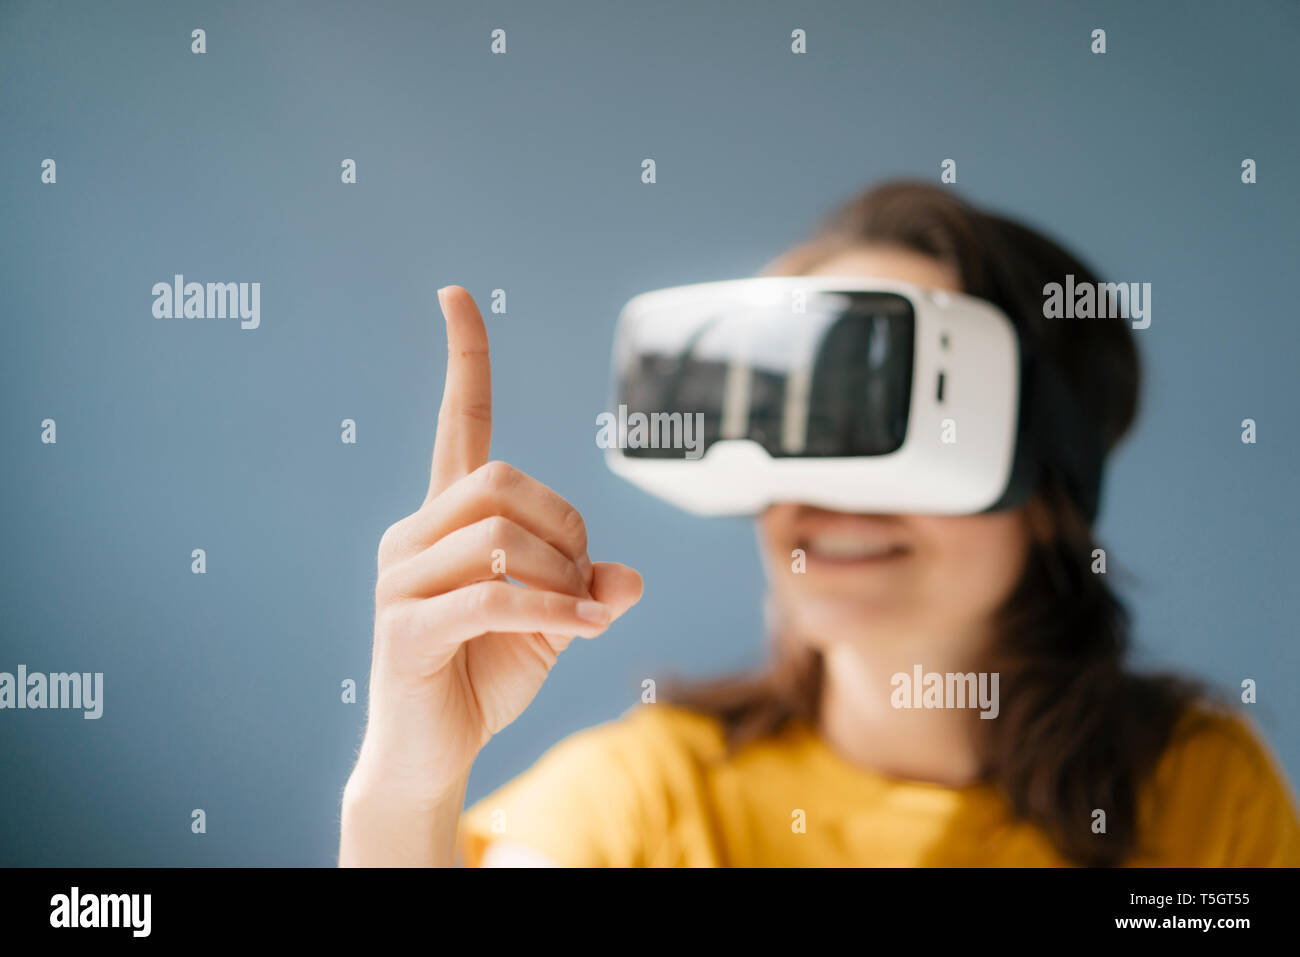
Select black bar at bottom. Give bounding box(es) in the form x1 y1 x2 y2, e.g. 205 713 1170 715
0 866 1289 943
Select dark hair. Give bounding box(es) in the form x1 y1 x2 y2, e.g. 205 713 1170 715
665 180 1208 866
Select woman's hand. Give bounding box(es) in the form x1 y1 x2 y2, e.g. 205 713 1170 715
339 286 642 866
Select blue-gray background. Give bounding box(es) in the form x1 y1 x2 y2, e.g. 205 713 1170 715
2 0 1297 865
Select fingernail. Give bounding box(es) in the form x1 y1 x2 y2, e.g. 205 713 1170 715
576 600 610 624
576 554 593 584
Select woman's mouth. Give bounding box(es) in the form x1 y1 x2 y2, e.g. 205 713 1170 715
798 532 912 565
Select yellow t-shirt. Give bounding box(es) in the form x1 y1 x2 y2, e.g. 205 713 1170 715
459 702 1300 867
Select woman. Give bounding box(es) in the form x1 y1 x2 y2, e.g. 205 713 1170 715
338 181 1300 867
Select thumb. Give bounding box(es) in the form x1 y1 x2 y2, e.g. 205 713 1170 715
589 562 643 622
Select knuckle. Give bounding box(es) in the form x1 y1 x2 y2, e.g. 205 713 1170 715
377 521 406 566
375 559 414 607
374 603 407 639
481 514 516 549
540 590 566 620
449 397 492 423
462 581 496 620
450 343 490 360
477 459 518 492
559 504 588 554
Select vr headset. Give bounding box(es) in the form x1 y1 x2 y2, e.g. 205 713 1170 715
603 276 1106 521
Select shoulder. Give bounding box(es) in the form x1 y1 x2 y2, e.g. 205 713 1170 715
1158 703 1290 782
1140 701 1300 865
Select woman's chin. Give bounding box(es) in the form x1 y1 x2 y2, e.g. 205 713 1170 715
783 597 914 647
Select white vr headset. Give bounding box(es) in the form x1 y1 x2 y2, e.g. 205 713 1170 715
603 276 1106 520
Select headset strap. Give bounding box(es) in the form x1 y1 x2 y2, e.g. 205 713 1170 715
989 336 1107 523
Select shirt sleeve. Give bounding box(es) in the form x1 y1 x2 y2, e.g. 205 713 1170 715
458 716 654 868
1215 717 1300 866
1146 708 1300 866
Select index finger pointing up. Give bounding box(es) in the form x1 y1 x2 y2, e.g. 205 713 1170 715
428 286 492 501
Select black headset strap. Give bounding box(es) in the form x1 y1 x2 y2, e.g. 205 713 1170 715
988 334 1107 524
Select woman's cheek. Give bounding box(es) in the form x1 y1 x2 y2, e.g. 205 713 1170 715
911 514 1031 616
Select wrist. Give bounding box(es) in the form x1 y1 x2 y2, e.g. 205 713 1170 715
344 754 471 815
340 768 470 868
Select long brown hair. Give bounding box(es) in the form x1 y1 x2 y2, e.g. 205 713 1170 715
665 181 1209 866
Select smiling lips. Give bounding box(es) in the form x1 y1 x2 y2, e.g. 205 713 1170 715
782 508 915 567
797 530 912 565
